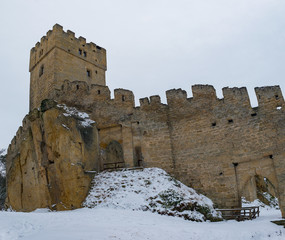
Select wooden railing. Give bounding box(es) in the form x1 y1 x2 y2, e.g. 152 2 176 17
103 161 125 170
216 206 260 221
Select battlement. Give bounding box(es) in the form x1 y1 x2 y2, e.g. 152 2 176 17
114 89 135 107
222 87 251 108
164 85 285 112
166 88 188 106
192 85 217 100
29 24 106 72
255 86 285 109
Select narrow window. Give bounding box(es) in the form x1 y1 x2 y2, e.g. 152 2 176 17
122 95 125 101
83 51 87 57
39 65 44 77
79 49 82 55
95 70 98 74
76 85 79 90
211 122 216 127
97 90 101 95
87 70 91 77
275 95 279 100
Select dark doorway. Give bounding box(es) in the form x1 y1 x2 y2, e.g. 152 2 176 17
104 140 125 170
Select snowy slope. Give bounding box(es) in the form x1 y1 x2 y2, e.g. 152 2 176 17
84 168 220 221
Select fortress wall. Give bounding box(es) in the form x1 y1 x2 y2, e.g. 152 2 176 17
163 85 285 209
135 96 174 174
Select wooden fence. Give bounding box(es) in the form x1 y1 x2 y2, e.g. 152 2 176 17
216 206 260 221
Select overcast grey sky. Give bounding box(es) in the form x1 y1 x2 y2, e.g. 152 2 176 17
1 0 285 149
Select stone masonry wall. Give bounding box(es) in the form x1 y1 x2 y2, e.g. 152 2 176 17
26 79 284 216
29 24 106 110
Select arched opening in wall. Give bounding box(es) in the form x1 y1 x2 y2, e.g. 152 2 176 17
134 146 143 167
104 140 125 170
241 175 279 209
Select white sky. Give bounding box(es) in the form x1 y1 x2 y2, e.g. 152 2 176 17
1 0 285 149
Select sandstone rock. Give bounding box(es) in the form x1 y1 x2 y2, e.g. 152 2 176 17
6 103 99 211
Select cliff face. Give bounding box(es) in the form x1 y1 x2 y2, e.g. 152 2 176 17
6 100 99 211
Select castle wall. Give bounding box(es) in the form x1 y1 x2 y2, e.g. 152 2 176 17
41 80 285 216
6 25 285 216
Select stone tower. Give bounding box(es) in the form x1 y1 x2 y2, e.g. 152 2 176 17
29 24 107 110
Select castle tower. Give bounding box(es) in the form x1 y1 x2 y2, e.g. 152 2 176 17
29 24 107 110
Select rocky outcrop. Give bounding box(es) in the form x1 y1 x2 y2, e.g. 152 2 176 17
6 100 99 211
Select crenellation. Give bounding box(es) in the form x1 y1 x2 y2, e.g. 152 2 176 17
52 23 63 32
114 89 135 107
150 95 161 105
46 30 52 37
90 84 111 100
139 97 150 108
222 87 251 108
255 85 285 110
192 84 217 100
40 36 47 44
166 88 187 106
67 30 75 38
78 36 86 44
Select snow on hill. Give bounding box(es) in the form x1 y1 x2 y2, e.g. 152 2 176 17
83 168 222 222
0 168 284 239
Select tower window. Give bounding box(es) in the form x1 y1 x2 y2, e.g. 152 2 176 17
87 69 91 77
83 51 87 57
95 70 98 74
79 49 82 55
122 95 125 101
39 65 44 77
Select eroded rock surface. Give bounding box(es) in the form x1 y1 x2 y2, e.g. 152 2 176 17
6 100 99 211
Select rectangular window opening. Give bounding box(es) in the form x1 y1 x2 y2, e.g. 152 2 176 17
83 51 87 57
87 70 91 77
79 49 82 55
39 65 44 77
228 119 233 124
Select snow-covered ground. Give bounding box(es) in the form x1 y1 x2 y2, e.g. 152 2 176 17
0 168 284 239
0 206 283 240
